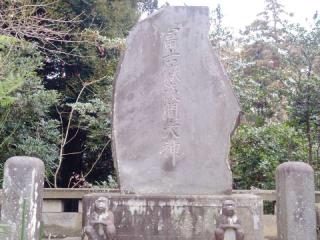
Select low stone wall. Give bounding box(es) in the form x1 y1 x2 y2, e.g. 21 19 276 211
1 189 319 239
82 193 263 240
42 215 277 240
40 189 274 238
43 213 82 238
263 215 276 240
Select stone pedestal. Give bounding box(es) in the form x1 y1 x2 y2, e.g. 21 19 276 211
83 193 263 240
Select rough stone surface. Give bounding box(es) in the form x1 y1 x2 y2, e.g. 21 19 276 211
1 156 45 240
316 203 320 239
43 200 64 213
82 193 263 240
276 162 316 240
43 213 82 238
263 215 277 239
112 6 240 194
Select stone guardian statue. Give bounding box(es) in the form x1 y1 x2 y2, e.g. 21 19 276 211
214 200 244 240
82 197 116 240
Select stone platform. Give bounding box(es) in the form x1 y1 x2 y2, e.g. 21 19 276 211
83 193 263 240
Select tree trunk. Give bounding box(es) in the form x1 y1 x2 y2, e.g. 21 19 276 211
306 113 313 163
306 65 313 164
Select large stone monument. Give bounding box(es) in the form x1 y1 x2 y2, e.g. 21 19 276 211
112 6 240 195
83 6 263 240
1 156 45 240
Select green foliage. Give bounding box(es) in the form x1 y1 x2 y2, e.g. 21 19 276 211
0 36 60 181
210 4 232 51
288 76 320 128
212 0 320 189
0 35 41 106
44 0 158 186
17 130 60 170
0 0 159 186
231 123 308 189
94 175 119 189
283 17 320 164
1 0 318 191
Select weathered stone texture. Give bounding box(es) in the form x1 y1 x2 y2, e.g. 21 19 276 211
276 162 316 240
316 203 320 239
42 213 82 238
1 156 45 240
112 6 240 194
43 199 64 212
83 193 263 240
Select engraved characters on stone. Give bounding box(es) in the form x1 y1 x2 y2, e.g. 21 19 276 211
160 25 183 169
276 162 316 240
214 200 244 240
82 197 116 240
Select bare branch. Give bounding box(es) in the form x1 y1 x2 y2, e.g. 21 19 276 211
71 140 110 188
62 147 87 156
0 1 89 56
54 76 106 187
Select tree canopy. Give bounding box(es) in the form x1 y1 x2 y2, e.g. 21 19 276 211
214 0 320 189
0 0 319 190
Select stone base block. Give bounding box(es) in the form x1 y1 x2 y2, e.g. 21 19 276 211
43 200 64 213
263 215 277 239
43 212 82 237
83 193 263 240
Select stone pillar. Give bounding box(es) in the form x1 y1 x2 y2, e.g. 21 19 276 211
1 156 45 240
276 161 316 240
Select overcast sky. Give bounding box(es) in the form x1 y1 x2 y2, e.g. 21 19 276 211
158 0 320 30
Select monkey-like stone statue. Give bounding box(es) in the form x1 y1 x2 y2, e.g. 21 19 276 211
82 197 116 240
214 199 244 240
